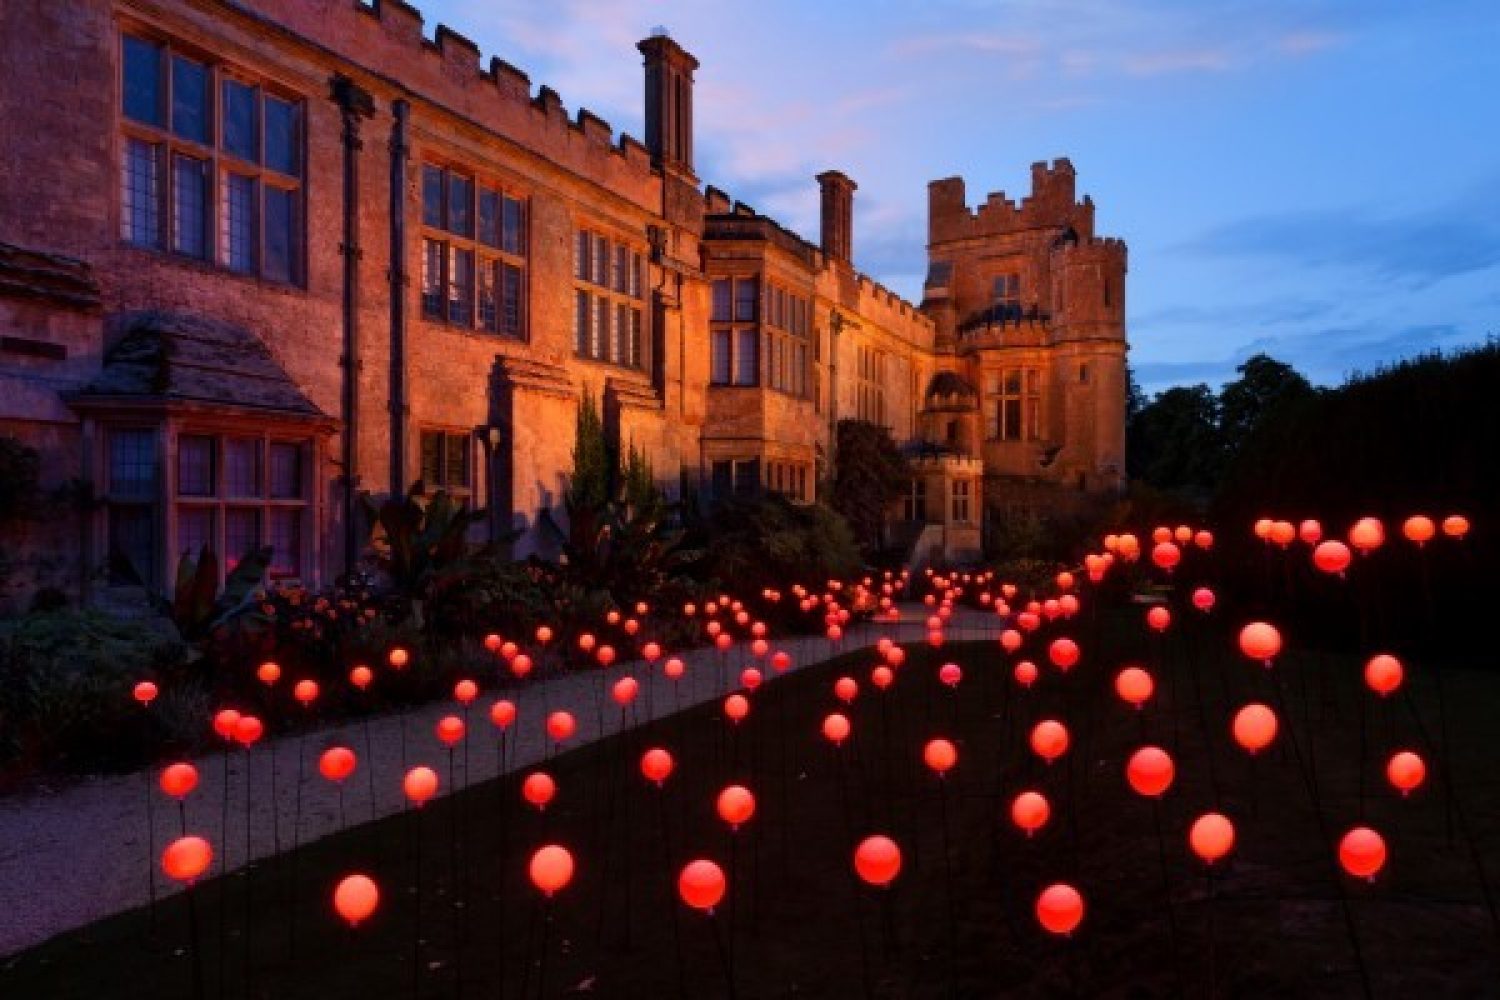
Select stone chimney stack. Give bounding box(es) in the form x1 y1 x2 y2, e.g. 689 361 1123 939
638 31 699 176
816 170 856 263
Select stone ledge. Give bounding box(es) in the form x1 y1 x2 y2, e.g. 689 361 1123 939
605 373 664 412
494 354 576 399
0 242 101 312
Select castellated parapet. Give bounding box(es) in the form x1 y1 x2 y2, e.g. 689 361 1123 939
239 0 667 209
929 159 1096 246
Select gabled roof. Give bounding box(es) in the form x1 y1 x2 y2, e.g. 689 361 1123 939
72 311 328 418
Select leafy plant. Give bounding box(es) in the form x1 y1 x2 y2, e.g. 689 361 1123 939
542 394 701 614
361 485 488 629
110 544 273 652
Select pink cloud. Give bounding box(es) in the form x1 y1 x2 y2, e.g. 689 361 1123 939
1277 31 1344 55
1121 48 1234 76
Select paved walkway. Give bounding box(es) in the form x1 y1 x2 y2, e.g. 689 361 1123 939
0 605 1001 956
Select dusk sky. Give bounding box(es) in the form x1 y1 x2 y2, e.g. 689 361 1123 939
430 0 1498 394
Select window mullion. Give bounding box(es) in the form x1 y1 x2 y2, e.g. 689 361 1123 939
253 171 262 274
159 41 172 136
440 169 450 233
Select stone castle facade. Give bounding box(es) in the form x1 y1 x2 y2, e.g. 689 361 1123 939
0 0 1126 603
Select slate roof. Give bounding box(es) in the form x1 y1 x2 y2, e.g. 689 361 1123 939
73 311 328 418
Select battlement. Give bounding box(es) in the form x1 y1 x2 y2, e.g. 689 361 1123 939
703 186 733 215
699 183 933 336
855 272 936 332
222 0 666 208
701 192 820 267
1052 236 1129 267
929 159 1097 245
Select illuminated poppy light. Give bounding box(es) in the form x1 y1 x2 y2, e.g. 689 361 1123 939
334 873 379 927
853 836 902 887
1036 883 1084 935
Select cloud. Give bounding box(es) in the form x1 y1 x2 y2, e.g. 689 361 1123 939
1277 30 1344 55
886 2 1351 86
1133 297 1338 330
1133 322 1481 394
1178 202 1500 287
1132 359 1237 392
1121 48 1234 77
888 33 1042 59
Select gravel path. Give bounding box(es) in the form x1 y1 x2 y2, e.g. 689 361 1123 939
0 605 1001 956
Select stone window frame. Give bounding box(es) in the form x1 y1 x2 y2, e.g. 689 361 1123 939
854 343 887 425
709 457 762 499
572 223 647 370
904 477 927 522
104 425 161 589
765 460 811 503
950 478 973 524
117 26 306 286
417 427 474 496
419 161 530 339
992 272 1021 310
169 429 310 581
762 281 811 399
709 275 760 387
985 366 1043 442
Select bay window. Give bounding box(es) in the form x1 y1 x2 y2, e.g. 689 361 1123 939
104 425 312 587
710 276 759 386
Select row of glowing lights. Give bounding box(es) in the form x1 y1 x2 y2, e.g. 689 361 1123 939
137 511 1469 940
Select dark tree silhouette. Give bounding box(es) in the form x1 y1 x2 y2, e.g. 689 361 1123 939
831 419 910 556
1218 354 1313 463
1126 384 1224 496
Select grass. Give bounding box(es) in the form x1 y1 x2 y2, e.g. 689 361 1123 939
4 606 1500 998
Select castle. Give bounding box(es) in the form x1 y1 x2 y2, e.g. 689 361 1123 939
0 0 1126 603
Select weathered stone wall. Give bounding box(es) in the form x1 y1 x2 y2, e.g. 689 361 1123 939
0 0 1128 593
0 0 707 589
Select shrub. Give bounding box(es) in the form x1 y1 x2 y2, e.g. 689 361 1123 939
690 496 862 621
0 609 193 785
0 436 40 522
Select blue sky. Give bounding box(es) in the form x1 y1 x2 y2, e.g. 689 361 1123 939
428 0 1498 394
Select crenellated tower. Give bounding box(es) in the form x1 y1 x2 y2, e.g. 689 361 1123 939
921 159 1127 512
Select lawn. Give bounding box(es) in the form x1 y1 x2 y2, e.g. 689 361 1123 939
4 607 1499 998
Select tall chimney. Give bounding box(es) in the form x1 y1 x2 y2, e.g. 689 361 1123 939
638 31 699 176
817 170 856 263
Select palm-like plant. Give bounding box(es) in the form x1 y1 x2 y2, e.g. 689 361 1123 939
111 544 273 654
362 485 488 628
543 393 700 608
